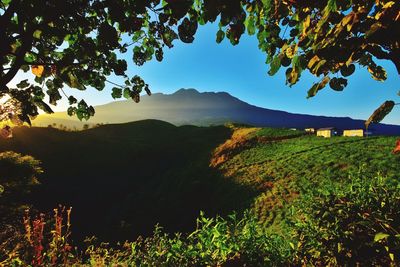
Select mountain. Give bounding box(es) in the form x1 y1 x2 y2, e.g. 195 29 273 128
33 88 400 135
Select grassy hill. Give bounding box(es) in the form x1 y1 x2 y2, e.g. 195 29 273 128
1 122 400 265
1 121 399 240
212 127 400 229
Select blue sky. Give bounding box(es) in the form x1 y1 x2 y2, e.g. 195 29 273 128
11 22 400 125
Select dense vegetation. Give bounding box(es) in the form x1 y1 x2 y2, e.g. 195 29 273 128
2 163 400 266
1 123 399 265
0 151 42 221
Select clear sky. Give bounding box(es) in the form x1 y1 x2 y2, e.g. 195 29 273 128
10 22 400 125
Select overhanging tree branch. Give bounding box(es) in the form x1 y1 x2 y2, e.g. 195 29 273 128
0 28 34 89
366 45 400 74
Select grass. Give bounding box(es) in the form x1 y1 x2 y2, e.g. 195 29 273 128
1 122 400 265
252 127 305 138
215 130 399 231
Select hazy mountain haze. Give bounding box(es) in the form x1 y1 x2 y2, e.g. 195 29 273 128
33 88 400 134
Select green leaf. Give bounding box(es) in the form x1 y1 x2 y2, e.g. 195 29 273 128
33 30 42 39
34 99 54 114
286 67 301 86
123 88 131 99
329 77 348 91
307 76 330 98
16 79 30 89
67 107 76 116
268 56 281 76
374 232 390 242
24 53 35 63
368 65 387 81
326 0 337 12
216 30 225 44
245 16 256 35
261 0 272 15
112 87 123 99
67 73 85 90
365 101 395 128
68 96 77 105
340 64 355 77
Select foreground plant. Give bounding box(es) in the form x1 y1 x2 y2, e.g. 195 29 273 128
3 170 400 266
288 170 400 266
1 206 74 266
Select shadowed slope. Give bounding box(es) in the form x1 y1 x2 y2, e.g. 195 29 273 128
0 120 260 243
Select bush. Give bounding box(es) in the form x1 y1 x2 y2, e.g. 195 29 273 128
85 211 292 266
288 169 400 266
0 152 46 266
0 151 42 199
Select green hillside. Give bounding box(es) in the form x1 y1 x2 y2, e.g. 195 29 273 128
1 122 400 265
213 127 400 229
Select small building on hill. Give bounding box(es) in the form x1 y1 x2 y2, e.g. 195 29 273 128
316 127 336 138
305 128 315 134
343 129 364 137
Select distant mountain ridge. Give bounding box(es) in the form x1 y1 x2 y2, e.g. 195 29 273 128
34 88 400 135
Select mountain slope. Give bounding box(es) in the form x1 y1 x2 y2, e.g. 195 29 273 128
33 88 400 134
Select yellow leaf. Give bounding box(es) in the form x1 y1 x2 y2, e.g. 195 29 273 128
302 15 310 36
31 65 44 77
320 75 330 87
307 55 320 69
382 1 395 9
375 11 384 20
375 1 395 20
285 44 298 59
368 65 387 81
346 52 354 66
33 30 42 39
11 43 18 53
68 73 80 88
341 13 354 27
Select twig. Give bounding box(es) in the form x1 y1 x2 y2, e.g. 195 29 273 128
105 79 125 88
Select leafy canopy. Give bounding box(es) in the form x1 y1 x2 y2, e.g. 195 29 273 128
0 0 399 126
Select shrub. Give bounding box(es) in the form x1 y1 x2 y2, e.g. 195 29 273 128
288 169 400 266
84 211 292 266
0 151 42 198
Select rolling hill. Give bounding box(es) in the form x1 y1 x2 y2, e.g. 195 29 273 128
0 121 258 243
33 88 400 135
1 120 399 245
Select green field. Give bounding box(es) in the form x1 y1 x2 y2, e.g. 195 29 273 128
217 130 399 229
1 122 400 265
